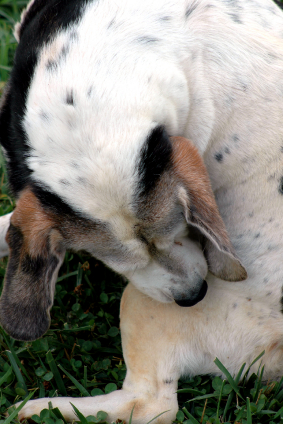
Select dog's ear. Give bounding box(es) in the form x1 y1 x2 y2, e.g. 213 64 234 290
0 189 65 341
171 136 247 282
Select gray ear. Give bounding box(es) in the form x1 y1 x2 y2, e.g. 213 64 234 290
0 190 65 341
172 136 247 282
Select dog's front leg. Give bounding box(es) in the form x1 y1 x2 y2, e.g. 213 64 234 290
17 283 180 424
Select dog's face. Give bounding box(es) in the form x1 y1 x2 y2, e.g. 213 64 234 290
0 128 247 341
0 0 246 341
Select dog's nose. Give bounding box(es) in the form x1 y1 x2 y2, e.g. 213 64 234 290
174 280 208 307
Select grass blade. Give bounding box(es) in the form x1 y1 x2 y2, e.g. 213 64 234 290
3 333 32 382
51 407 68 424
128 404 135 424
223 362 246 420
70 403 89 424
6 350 28 396
177 388 204 395
214 357 243 400
216 379 225 419
46 351 67 396
183 407 200 424
0 366 13 386
57 271 78 282
242 351 265 384
4 390 35 424
185 394 217 403
246 397 252 424
146 410 171 424
83 365 87 389
58 364 90 396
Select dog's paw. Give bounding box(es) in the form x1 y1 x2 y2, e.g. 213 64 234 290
12 399 52 421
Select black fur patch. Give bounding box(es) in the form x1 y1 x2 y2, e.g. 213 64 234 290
215 152 223 162
66 90 75 105
185 1 198 18
5 224 24 264
31 184 81 218
21 254 48 279
0 0 88 197
137 126 172 196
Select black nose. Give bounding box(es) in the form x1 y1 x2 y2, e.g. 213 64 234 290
174 280 208 307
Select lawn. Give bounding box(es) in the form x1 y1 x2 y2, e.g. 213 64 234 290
1 1 283 423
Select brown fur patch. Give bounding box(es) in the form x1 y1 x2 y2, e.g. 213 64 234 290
171 136 231 248
171 137 247 281
9 188 58 257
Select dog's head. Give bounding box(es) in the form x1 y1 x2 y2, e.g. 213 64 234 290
0 0 247 341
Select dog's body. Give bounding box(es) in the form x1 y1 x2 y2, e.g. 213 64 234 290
1 0 283 422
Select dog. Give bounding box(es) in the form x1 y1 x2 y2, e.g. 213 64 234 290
1 0 283 422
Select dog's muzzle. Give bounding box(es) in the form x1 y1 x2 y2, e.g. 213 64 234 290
174 280 208 307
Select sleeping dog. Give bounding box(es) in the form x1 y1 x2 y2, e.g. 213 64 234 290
1 0 283 422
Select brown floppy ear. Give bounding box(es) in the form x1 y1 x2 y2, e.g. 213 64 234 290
171 136 247 282
0 189 65 341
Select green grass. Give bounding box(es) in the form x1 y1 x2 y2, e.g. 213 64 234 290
1 1 283 423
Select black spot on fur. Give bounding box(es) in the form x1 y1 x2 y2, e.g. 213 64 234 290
164 379 173 384
87 86 93 97
268 173 276 181
107 18 116 29
60 44 70 60
59 179 71 186
232 134 240 143
228 13 242 23
137 126 172 196
185 2 198 17
39 110 50 122
0 0 87 196
278 176 283 195
136 36 159 44
215 152 223 162
77 177 88 186
46 59 58 71
70 161 79 168
69 30 79 41
66 90 74 105
224 147 230 154
255 233 260 239
159 16 171 21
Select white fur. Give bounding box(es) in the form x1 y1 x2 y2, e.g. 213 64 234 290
4 0 283 421
0 212 11 258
